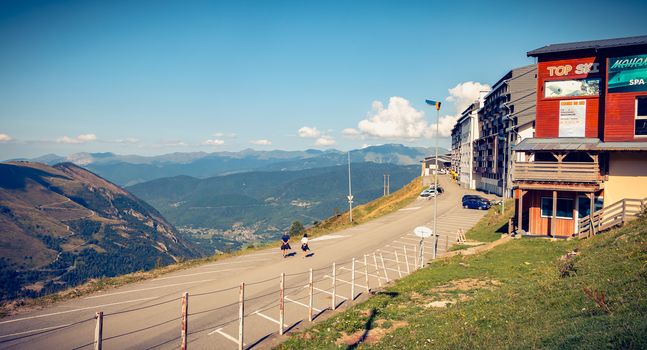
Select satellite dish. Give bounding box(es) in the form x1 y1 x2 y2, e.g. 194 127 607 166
414 226 433 238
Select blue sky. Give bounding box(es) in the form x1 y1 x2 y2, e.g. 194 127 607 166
1 0 646 159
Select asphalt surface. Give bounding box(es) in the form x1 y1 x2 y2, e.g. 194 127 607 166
0 176 492 350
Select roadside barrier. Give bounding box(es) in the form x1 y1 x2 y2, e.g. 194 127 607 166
5 237 443 350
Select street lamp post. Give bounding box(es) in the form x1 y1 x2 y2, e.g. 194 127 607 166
347 151 353 223
425 99 442 259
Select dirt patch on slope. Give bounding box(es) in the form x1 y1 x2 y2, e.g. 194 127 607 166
335 319 409 346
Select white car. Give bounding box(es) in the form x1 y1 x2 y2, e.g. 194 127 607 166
419 189 437 198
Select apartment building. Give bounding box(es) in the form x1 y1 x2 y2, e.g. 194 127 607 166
456 101 480 189
512 35 647 237
474 64 537 196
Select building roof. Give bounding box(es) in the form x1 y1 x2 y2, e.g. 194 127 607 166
513 138 647 152
528 35 647 57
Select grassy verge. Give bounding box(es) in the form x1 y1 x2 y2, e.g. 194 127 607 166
464 198 514 243
277 212 647 350
1 177 426 318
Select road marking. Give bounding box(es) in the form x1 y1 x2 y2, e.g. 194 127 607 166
85 278 224 299
323 275 369 289
339 267 383 279
362 263 400 273
0 297 157 325
399 207 421 211
310 235 348 242
209 327 244 345
0 323 73 339
312 287 348 300
285 296 321 312
254 310 288 326
152 268 240 281
200 259 269 268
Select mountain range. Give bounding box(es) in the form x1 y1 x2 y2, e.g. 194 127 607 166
127 162 421 253
18 144 446 186
0 161 203 300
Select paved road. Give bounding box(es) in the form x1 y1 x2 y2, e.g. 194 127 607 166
0 176 492 350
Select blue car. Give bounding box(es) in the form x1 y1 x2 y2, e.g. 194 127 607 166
463 197 491 210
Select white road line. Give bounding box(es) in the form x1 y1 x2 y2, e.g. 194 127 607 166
200 259 269 268
363 263 400 273
340 269 383 279
209 327 244 345
0 323 73 339
0 297 157 325
285 296 322 312
85 277 224 299
313 287 348 300
254 311 287 326
398 207 421 211
310 235 348 242
152 268 240 281
323 275 369 289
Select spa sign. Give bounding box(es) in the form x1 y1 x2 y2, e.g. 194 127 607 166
608 54 647 93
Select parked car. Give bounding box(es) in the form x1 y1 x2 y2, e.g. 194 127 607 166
461 195 481 203
419 189 437 198
463 197 491 210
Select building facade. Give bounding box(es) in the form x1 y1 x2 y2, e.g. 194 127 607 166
512 35 647 237
457 101 481 189
474 64 537 196
450 123 461 178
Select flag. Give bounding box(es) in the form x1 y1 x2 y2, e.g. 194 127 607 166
425 99 441 111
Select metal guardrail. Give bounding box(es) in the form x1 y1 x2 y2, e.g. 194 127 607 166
577 197 646 239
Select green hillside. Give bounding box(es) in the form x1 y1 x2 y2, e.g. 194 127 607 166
128 163 420 252
278 213 647 349
0 162 203 301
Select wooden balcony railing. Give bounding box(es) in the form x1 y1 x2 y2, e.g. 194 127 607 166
512 161 601 183
577 197 646 238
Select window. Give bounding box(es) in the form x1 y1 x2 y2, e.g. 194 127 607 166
541 197 574 219
577 196 605 219
636 97 647 137
544 79 600 98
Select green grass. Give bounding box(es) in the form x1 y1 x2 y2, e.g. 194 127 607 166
464 199 514 243
277 212 647 350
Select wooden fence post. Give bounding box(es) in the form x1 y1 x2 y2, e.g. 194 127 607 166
279 273 285 335
331 262 336 310
363 255 370 292
180 292 188 350
238 283 244 350
351 258 355 301
394 251 402 278
403 246 410 274
94 311 103 350
380 253 389 282
372 253 382 287
308 268 313 322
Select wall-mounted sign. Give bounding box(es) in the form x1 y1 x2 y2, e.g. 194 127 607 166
545 79 600 98
547 63 600 77
559 100 586 137
608 54 647 93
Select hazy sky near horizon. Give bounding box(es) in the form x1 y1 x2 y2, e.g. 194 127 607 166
1 0 646 159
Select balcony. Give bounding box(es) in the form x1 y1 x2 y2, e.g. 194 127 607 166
512 161 602 183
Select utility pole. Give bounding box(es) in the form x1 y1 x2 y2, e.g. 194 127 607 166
347 151 353 223
383 174 390 196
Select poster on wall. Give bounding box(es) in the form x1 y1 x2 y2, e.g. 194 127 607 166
559 100 586 137
544 79 600 98
608 54 647 93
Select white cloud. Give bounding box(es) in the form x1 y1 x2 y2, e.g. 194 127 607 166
357 97 430 138
298 126 321 138
437 81 491 137
202 139 225 146
315 136 336 146
342 128 360 137
214 132 237 138
251 139 272 146
56 134 97 144
0 133 12 142
160 140 188 147
113 137 139 144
